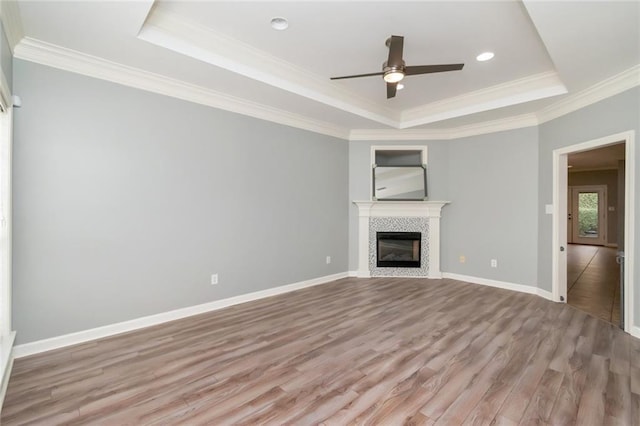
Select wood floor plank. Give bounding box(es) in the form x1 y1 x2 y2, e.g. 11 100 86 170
3 277 638 425
517 368 564 424
605 371 632 425
575 354 611 425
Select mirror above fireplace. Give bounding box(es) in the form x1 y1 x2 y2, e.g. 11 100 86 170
373 165 427 201
371 146 428 201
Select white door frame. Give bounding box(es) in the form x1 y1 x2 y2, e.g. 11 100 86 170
568 185 607 246
552 130 635 335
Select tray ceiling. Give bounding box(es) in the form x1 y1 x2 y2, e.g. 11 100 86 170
7 0 640 138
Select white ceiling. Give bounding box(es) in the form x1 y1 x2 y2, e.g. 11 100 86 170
8 1 640 137
569 142 626 171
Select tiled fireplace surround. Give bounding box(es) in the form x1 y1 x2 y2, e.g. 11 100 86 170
353 201 449 278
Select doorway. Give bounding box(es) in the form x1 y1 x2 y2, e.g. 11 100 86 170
568 185 607 246
552 131 635 334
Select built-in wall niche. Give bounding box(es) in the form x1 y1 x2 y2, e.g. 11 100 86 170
372 146 428 201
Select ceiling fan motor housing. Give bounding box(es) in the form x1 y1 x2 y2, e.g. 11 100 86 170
382 60 406 83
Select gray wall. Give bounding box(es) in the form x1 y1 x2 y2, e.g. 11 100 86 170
12 59 349 344
0 21 12 91
537 87 639 322
568 169 618 245
348 127 539 288
443 128 538 286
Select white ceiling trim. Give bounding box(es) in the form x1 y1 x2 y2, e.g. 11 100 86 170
351 63 639 141
0 0 24 53
11 37 639 144
400 71 566 129
350 113 538 141
536 64 640 124
13 37 350 140
138 7 571 131
138 7 400 128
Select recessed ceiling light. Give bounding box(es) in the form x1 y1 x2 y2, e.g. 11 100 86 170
270 17 288 31
397 83 404 90
476 52 495 62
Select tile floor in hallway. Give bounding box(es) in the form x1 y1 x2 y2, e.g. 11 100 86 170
567 244 621 325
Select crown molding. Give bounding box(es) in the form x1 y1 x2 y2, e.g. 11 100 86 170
10 34 638 144
138 7 574 132
0 0 24 53
13 37 350 140
349 128 450 141
448 113 539 139
138 7 400 128
536 65 640 124
400 71 566 128
349 113 538 141
351 64 639 141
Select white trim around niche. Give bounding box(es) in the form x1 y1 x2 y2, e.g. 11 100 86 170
370 145 428 202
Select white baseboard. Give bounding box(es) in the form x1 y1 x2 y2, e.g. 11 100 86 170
13 272 349 358
535 288 555 301
350 270 555 301
631 326 640 339
0 331 16 414
442 272 551 299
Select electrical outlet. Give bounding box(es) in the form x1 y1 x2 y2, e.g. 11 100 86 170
491 259 498 268
459 255 466 263
211 273 219 285
326 256 331 264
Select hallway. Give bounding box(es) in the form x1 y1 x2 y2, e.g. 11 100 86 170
567 244 621 325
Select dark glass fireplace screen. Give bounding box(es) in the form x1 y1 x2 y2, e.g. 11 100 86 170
376 232 421 268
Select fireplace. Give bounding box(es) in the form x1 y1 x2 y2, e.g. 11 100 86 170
353 201 448 278
376 232 421 268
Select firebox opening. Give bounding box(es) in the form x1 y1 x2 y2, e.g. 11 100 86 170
376 232 421 268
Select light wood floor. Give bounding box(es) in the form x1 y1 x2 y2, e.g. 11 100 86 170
3 277 639 425
568 244 621 326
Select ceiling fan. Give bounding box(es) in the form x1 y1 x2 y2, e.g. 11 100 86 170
330 35 464 99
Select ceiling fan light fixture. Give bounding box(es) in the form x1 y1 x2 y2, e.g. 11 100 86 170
383 71 405 83
476 51 495 62
270 17 289 30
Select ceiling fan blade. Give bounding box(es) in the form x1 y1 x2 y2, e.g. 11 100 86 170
386 82 397 99
330 71 385 80
405 63 464 76
387 35 404 68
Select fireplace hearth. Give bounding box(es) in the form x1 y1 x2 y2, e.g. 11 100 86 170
376 232 421 268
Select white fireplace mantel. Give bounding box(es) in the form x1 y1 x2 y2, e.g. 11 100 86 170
353 200 450 278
